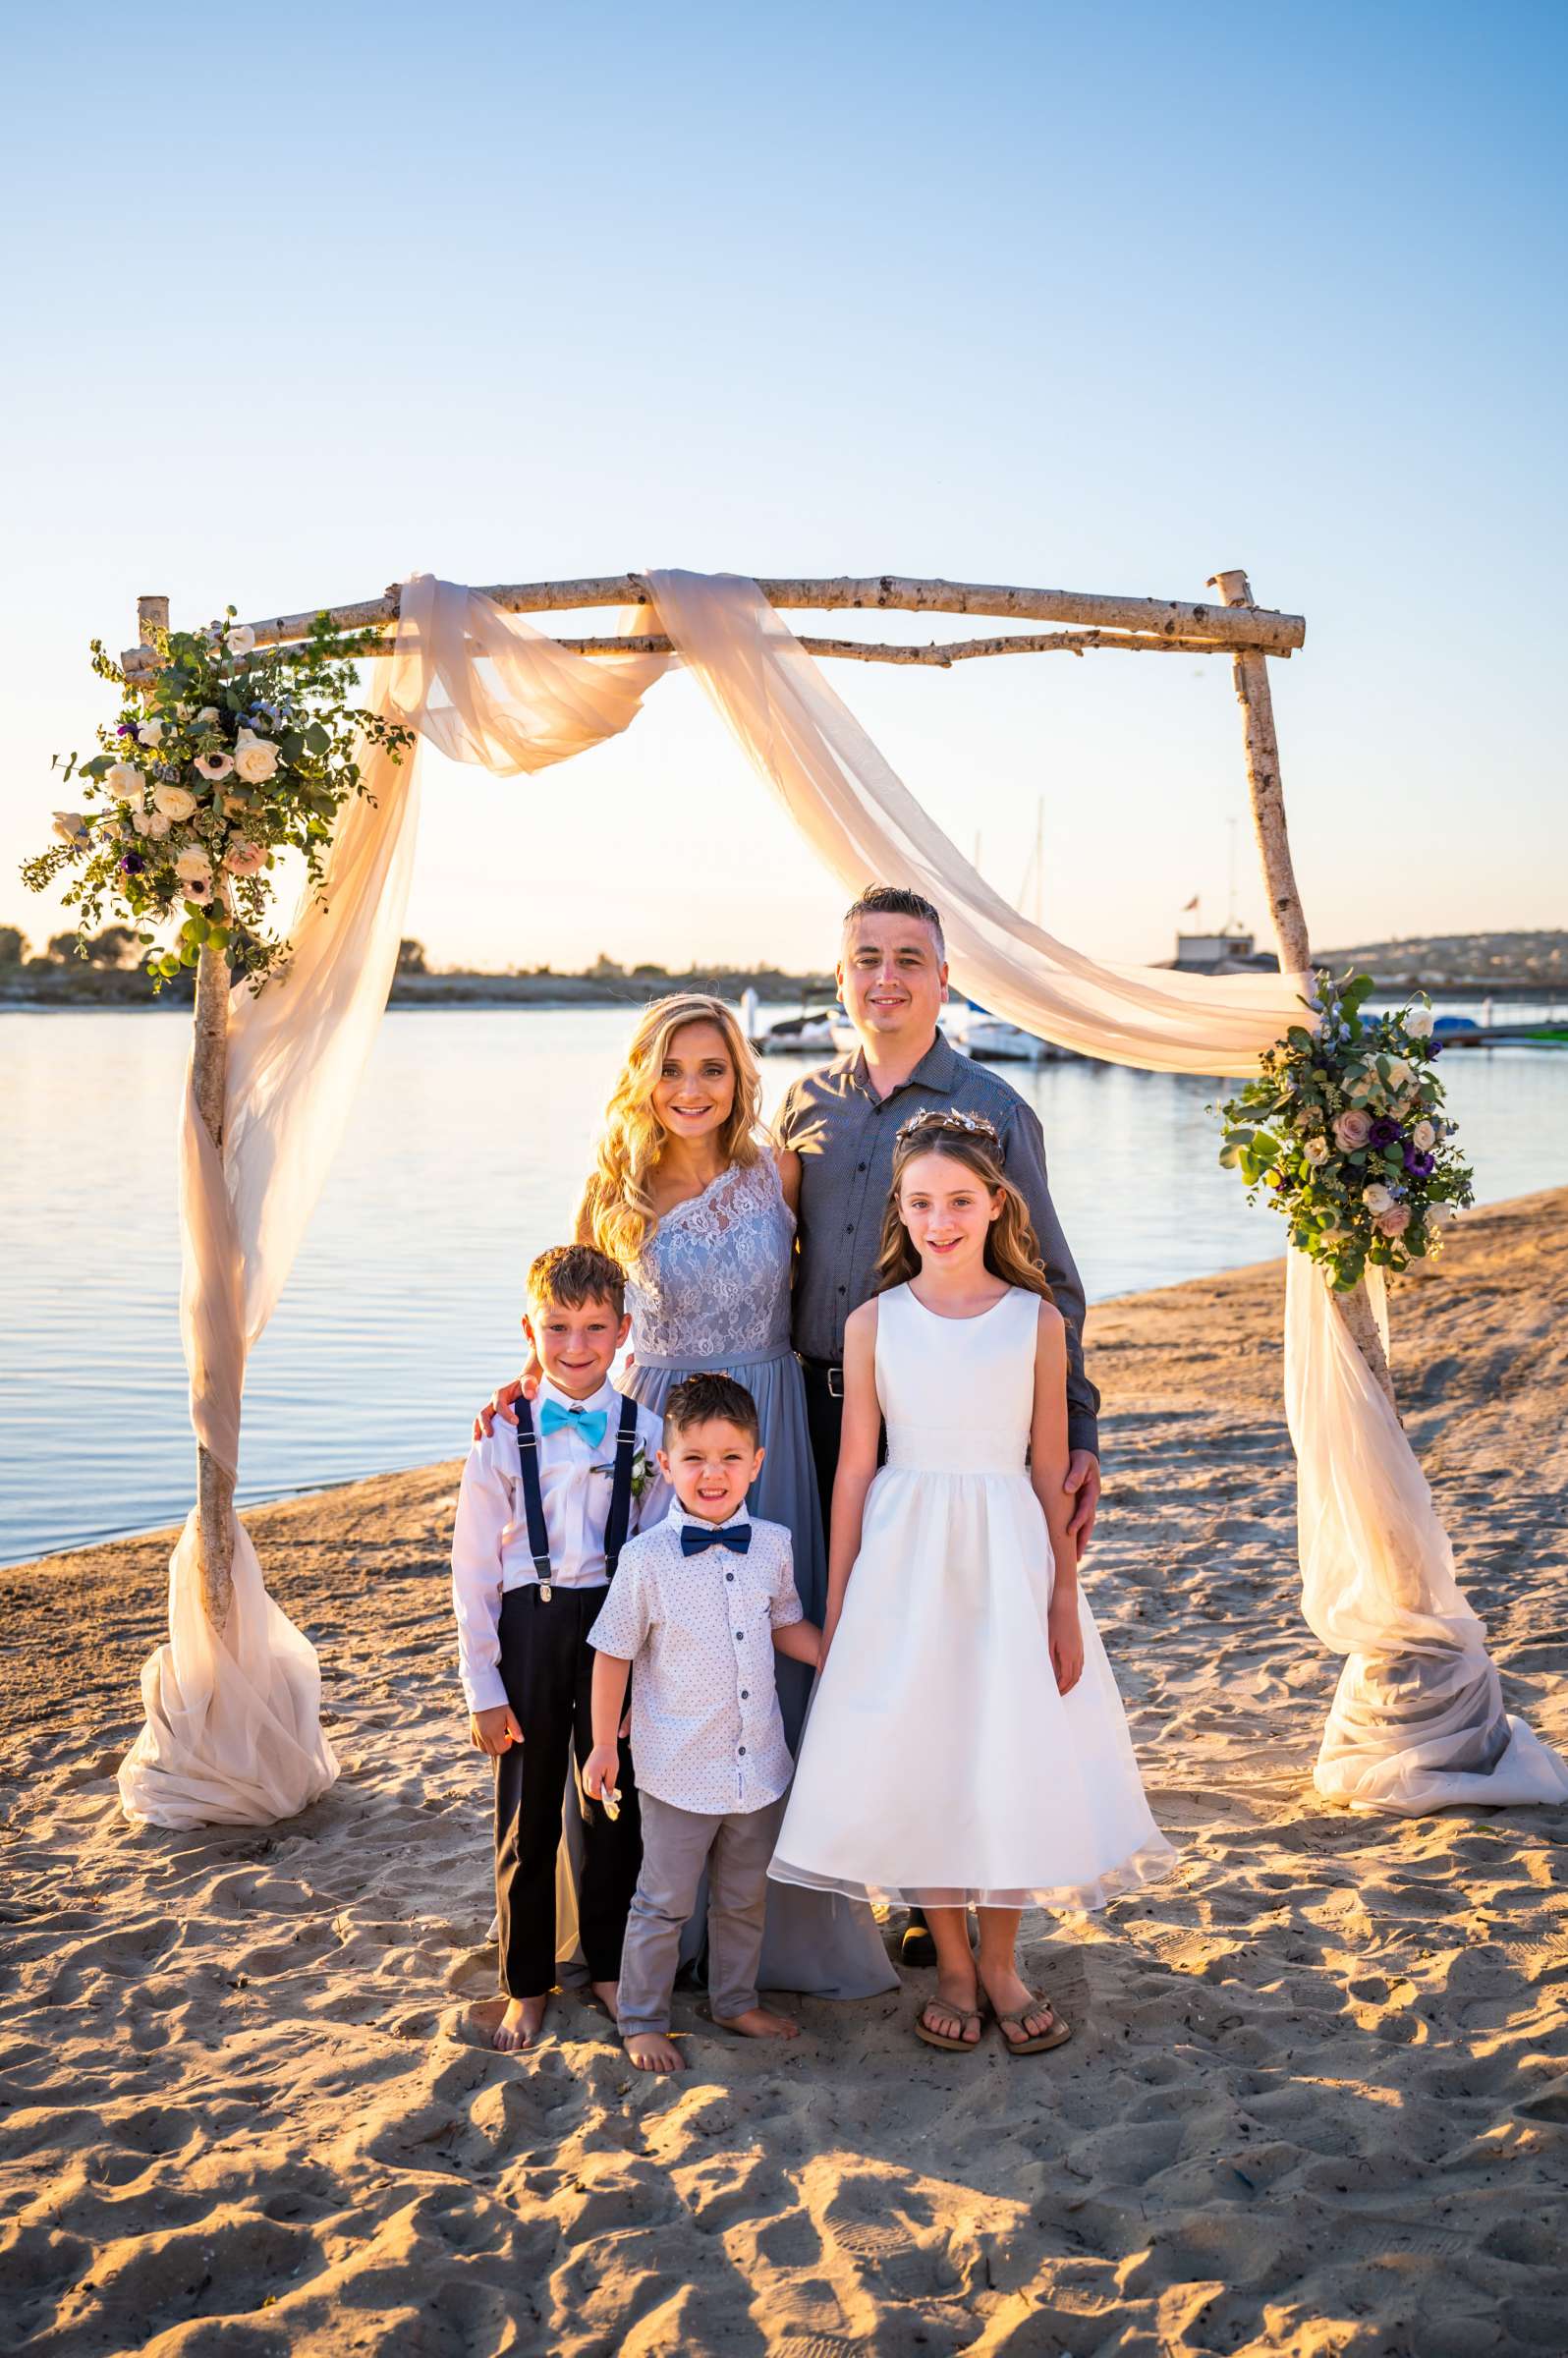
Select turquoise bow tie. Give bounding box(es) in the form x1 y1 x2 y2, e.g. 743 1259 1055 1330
538 1399 608 1449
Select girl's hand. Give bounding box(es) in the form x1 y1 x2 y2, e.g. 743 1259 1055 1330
583 1742 622 1804
1048 1595 1084 1696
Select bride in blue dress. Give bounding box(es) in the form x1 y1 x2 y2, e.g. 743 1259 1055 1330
577 992 895 2002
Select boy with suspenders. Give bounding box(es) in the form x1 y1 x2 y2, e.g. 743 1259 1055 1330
452 1245 666 2052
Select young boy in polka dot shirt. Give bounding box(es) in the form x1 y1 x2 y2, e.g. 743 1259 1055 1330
585 1372 822 2075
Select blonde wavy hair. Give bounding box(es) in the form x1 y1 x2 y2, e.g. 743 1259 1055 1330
577 993 764 1269
871 1108 1053 1300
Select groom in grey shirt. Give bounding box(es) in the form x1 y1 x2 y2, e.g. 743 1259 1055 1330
782 883 1101 1554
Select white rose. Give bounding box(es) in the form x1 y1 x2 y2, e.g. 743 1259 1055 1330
1426 1201 1458 1230
152 784 197 821
1303 1137 1330 1166
1362 1182 1394 1215
1412 1119 1436 1151
227 624 257 656
51 810 90 845
232 730 280 785
174 848 213 889
196 707 219 726
136 719 164 748
103 761 146 802
133 806 171 839
1385 1057 1414 1091
1404 1006 1435 1039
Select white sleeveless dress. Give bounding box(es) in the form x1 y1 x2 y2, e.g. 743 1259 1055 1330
768 1283 1175 1911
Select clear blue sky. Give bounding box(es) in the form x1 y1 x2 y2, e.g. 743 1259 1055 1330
4 2 1563 972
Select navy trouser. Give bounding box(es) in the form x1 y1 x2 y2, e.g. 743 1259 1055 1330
493 1584 641 1998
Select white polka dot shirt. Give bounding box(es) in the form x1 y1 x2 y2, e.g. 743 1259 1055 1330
588 1504 803 1816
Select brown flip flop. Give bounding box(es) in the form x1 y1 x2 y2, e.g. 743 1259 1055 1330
915 1993 985 2052
993 1993 1071 2055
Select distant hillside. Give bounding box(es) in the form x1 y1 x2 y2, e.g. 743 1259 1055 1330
1316 930 1568 988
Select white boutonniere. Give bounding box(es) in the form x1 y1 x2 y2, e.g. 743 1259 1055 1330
595 1442 653 1500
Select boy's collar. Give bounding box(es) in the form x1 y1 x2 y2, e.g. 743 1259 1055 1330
536 1371 615 1416
666 1499 752 1534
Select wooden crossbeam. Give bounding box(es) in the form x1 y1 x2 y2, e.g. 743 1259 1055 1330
121 572 1305 676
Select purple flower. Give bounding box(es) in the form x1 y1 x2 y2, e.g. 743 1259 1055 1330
119 852 145 874
1369 1116 1401 1148
117 722 135 737
1430 1040 1443 1057
1404 1147 1435 1177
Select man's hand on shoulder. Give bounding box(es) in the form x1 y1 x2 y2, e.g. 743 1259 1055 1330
1064 1451 1101 1558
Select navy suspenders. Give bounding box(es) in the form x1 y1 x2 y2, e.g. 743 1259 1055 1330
515 1393 640 1596
601 1394 640 1574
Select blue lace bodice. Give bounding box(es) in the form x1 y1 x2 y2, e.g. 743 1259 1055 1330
626 1151 795 1364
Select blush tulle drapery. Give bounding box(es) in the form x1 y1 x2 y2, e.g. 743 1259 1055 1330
118 572 1568 1828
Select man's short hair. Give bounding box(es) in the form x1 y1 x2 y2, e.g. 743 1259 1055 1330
841 882 945 958
662 1371 761 1446
527 1242 626 1318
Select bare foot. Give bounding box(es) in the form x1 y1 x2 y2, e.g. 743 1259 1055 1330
492 1994 548 2051
589 1978 620 2023
625 2030 685 2073
712 2003 800 2041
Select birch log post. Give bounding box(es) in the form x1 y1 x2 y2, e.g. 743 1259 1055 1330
138 594 237 1626
1207 568 1397 1412
192 930 236 1627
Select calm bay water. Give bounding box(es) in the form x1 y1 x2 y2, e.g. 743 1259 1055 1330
3 1005 1566 1566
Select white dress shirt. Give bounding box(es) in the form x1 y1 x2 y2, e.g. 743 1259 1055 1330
587 1504 803 1815
451 1375 667 1712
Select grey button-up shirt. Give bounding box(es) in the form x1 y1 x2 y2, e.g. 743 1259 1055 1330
777 1032 1100 1458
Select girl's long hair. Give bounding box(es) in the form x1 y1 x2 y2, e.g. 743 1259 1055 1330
578 993 764 1269
871 1112 1054 1300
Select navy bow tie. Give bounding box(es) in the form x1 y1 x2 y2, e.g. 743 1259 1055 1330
680 1522 751 1557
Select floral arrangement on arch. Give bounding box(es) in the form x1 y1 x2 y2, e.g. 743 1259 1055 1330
23 610 413 988
1217 971 1475 1291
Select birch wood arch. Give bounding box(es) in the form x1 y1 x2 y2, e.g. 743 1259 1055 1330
129 566 1316 1626
113 562 1567 1831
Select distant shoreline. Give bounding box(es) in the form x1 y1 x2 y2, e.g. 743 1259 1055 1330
4 973 1564 1013
0 968 843 1013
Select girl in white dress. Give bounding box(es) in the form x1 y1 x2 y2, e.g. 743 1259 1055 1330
768 1107 1174 2054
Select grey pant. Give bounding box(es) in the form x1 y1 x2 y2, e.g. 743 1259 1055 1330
618 1791 786 2038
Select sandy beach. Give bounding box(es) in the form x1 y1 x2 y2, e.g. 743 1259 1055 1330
4 1188 1566 2357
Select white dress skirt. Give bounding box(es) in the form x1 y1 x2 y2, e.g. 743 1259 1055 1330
768 1282 1176 1912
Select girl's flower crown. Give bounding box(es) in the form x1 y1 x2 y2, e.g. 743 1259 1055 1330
895 1106 1003 1151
